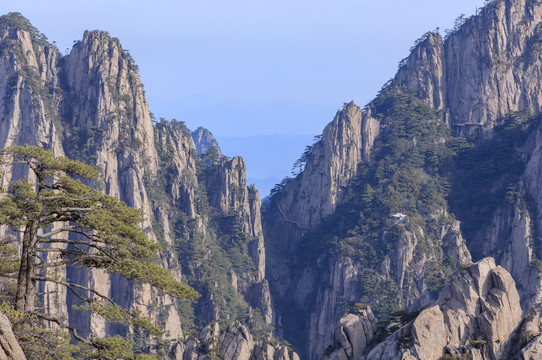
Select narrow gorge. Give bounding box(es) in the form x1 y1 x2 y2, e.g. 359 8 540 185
3 0 542 359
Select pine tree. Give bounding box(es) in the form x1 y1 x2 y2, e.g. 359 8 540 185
0 145 198 358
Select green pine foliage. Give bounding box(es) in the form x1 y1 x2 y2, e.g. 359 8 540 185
290 89 458 318
65 126 104 164
0 145 198 359
149 123 269 338
449 109 540 244
0 12 51 47
0 14 63 132
281 88 541 321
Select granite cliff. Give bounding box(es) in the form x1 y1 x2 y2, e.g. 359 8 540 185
0 12 291 359
263 0 542 358
322 258 538 360
6 0 542 358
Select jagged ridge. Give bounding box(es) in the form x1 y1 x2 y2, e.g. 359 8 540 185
0 11 293 359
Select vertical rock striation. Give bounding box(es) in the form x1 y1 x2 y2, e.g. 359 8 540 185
0 13 275 354
263 0 542 357
395 0 542 137
0 313 26 360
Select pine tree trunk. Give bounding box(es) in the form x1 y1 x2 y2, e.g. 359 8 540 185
15 220 38 313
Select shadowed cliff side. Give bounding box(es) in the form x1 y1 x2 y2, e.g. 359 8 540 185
263 0 542 358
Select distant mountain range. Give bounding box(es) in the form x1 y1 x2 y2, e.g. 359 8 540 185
216 134 314 197
4 1 542 359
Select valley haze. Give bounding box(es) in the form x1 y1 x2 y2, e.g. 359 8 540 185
3 1 542 360
1 0 486 196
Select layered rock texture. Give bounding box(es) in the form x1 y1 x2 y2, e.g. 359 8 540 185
0 12 285 359
7 0 542 358
177 322 299 360
263 0 542 358
322 258 536 360
366 258 523 360
395 0 542 136
321 308 377 360
0 313 26 360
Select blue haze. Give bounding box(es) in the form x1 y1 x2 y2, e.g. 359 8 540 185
1 0 486 195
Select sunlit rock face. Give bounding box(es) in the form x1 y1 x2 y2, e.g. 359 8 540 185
0 14 274 352
264 0 542 358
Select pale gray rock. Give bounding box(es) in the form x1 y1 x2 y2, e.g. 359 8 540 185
264 1 542 358
0 15 273 352
395 0 542 137
266 102 369 247
220 322 254 360
179 321 300 360
191 127 221 155
299 223 470 359
322 308 378 360
518 335 542 360
0 313 26 360
264 99 471 358
364 258 522 360
410 306 447 360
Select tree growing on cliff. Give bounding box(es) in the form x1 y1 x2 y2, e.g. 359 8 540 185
0 145 199 359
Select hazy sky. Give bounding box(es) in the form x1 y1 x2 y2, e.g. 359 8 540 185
4 0 485 136
1 0 486 194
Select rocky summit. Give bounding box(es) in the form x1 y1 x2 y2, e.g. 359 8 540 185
4 0 542 359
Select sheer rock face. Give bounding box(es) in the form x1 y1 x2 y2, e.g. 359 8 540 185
264 103 379 356
472 193 542 310
200 156 271 321
395 0 542 137
390 0 542 315
0 23 184 339
321 309 377 360
265 102 375 249
263 0 542 358
513 309 542 360
299 222 471 360
0 18 270 347
323 258 542 360
0 25 63 172
263 102 379 304
263 101 471 359
263 102 471 359
322 258 524 360
59 29 174 339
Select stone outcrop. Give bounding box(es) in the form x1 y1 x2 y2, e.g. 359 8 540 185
0 313 26 360
265 102 377 250
192 126 221 155
173 321 299 360
198 155 271 323
302 221 471 359
0 12 273 353
364 258 523 360
321 258 542 360
395 0 542 137
9 0 542 358
262 102 384 358
263 1 542 357
264 218 472 359
321 308 377 360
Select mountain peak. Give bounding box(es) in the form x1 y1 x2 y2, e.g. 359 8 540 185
0 12 34 32
191 126 221 155
0 12 51 47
